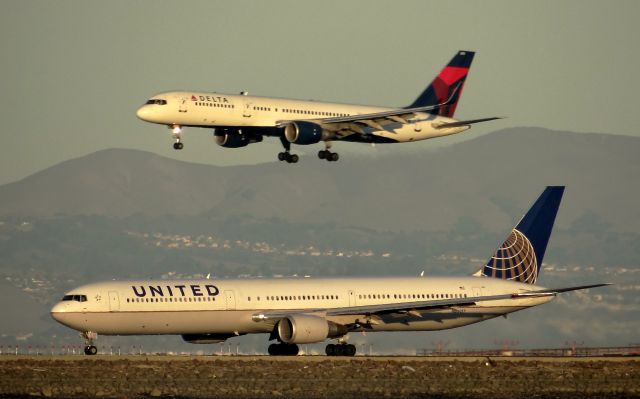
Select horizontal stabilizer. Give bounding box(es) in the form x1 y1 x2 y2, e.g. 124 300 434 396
529 283 612 296
434 117 502 129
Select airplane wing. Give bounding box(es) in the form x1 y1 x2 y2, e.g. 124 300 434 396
326 283 611 317
274 82 501 139
251 283 610 322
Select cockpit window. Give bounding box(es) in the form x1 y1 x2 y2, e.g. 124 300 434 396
145 99 167 105
62 294 87 302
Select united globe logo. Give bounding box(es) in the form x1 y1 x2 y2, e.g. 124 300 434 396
482 229 538 284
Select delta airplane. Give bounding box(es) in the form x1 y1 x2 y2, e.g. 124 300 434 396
135 50 500 163
51 187 607 356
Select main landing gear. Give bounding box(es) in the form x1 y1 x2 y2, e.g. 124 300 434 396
81 331 98 356
317 150 339 162
277 152 299 163
277 136 299 163
318 142 339 162
325 343 356 357
268 343 299 356
170 125 183 150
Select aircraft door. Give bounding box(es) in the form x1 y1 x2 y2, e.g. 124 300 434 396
179 97 189 113
108 291 120 311
472 287 483 298
348 290 355 306
242 102 253 118
225 290 236 310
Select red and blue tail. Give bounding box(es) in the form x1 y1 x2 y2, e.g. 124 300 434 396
478 186 565 285
408 50 475 117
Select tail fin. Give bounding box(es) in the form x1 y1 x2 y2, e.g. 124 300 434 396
477 186 565 284
407 50 475 117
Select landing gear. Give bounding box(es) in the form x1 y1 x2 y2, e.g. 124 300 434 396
277 152 299 163
268 343 299 356
170 125 183 150
317 150 339 162
84 345 98 355
318 142 339 162
278 136 299 164
81 331 98 356
325 343 356 357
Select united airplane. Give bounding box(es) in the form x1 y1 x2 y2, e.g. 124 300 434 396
51 187 607 356
135 50 500 163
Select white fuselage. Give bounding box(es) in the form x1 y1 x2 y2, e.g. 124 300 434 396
51 276 552 337
135 91 468 143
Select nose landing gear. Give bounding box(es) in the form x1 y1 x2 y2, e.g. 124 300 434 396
81 331 98 356
170 125 183 150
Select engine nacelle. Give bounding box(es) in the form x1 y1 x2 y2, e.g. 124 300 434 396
214 129 263 148
181 333 237 344
277 314 347 344
284 121 324 145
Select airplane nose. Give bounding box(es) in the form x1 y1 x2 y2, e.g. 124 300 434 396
136 105 150 121
50 302 67 321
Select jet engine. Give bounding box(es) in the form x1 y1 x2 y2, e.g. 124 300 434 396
277 315 347 344
181 333 238 344
214 129 263 148
284 121 325 145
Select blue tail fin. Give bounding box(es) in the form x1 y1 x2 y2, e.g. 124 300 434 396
479 186 565 284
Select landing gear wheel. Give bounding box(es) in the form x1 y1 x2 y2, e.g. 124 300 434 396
325 344 335 356
84 345 97 356
279 152 299 163
173 142 184 150
268 343 299 356
319 150 339 162
325 343 355 356
345 344 356 357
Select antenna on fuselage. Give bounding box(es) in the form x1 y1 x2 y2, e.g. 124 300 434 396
206 273 211 279
420 271 425 277
240 91 248 96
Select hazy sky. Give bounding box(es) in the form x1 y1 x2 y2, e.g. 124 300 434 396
1 0 638 184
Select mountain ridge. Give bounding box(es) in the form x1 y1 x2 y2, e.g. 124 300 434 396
2 128 638 232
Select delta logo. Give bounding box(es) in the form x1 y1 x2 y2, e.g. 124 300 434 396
191 95 229 103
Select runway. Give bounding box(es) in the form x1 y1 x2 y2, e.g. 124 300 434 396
1 355 638 398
